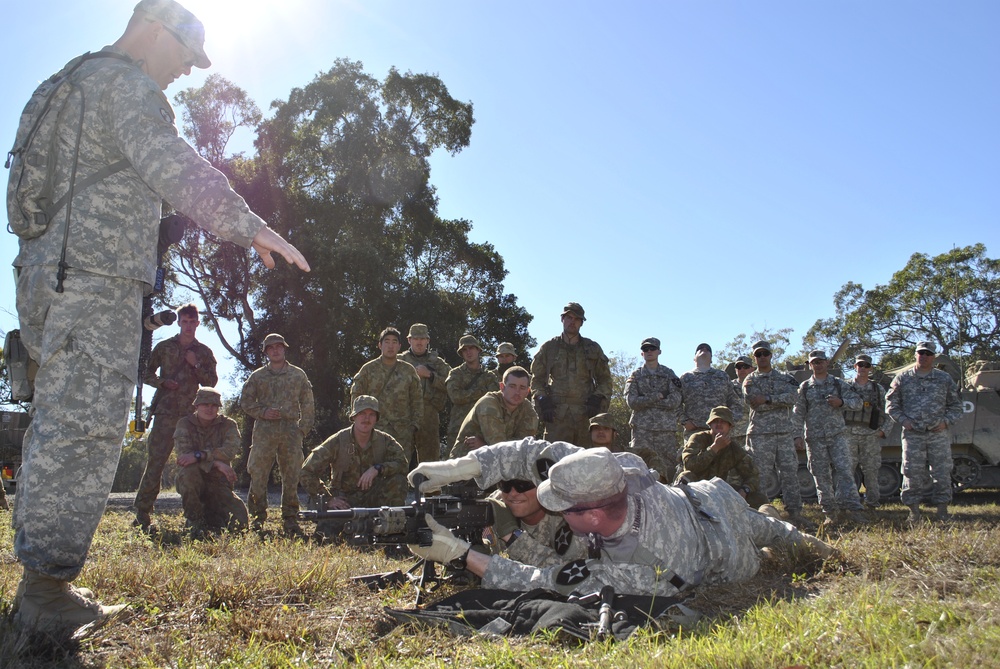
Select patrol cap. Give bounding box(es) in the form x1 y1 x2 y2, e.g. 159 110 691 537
855 354 873 365
707 406 734 426
261 333 289 351
561 302 586 321
134 0 211 68
916 341 937 354
407 323 430 339
735 355 755 367
640 337 660 350
751 340 772 354
536 448 627 512
588 413 616 431
350 395 380 419
696 343 712 354
457 334 482 353
496 342 516 357
193 386 222 406
808 350 828 361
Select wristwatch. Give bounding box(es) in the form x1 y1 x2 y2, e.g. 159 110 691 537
373 463 384 475
194 451 204 462
449 546 472 570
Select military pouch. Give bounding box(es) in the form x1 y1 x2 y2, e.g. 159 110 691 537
3 329 37 402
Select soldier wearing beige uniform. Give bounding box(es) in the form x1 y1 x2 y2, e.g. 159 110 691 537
451 366 538 458
446 335 499 449
400 323 451 464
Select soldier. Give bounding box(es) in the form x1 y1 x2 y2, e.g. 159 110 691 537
731 355 755 450
351 327 423 466
173 387 248 538
495 342 518 379
400 324 451 464
844 354 891 508
678 406 769 509
680 343 743 436
299 396 407 540
133 303 218 532
407 442 835 597
445 335 499 449
793 350 867 526
452 367 538 458
485 477 588 566
625 336 682 479
8 0 308 632
241 333 315 536
886 341 963 523
530 302 613 448
587 413 620 452
742 341 813 531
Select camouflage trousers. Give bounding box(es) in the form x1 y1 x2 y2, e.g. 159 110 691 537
804 433 862 513
630 428 680 482
847 426 883 506
446 406 474 454
247 422 304 522
14 267 142 581
175 465 249 531
414 409 443 465
900 428 953 506
746 432 803 513
542 406 593 449
381 420 416 469
313 474 407 538
133 414 182 515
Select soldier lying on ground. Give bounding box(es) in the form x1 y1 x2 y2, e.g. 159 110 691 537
406 439 835 597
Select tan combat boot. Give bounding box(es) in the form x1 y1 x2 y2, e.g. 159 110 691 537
796 533 839 560
14 570 127 633
785 510 818 533
757 504 782 520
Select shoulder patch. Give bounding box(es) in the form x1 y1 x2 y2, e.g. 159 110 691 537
536 457 555 481
554 522 574 555
672 377 682 388
555 559 590 586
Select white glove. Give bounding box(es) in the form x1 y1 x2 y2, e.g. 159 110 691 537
407 514 471 564
408 455 482 493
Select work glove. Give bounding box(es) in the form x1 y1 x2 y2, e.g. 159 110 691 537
536 395 556 423
408 455 482 493
486 498 520 540
585 394 603 418
407 514 471 564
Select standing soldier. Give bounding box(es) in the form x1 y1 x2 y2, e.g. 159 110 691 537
495 342 518 379
886 341 963 523
351 327 423 466
681 343 743 437
730 355 755 450
400 324 451 464
452 366 538 458
844 354 891 509
793 350 867 527
743 341 814 530
530 302 612 448
445 335 499 449
133 303 218 532
241 333 315 536
625 337 682 479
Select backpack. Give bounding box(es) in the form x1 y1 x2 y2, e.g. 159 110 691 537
6 51 131 240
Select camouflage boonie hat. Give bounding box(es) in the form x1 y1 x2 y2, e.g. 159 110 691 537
751 340 772 354
350 395 380 419
808 350 828 361
261 333 289 351
707 406 734 425
588 413 616 431
134 0 211 68
855 354 873 365
916 341 937 354
496 342 516 357
640 337 660 350
457 334 482 353
193 386 222 406
735 355 754 367
561 302 586 321
536 448 626 513
408 323 430 338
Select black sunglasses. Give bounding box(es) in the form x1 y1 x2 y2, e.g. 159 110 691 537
735 363 751 370
499 479 536 494
856 362 871 368
753 350 771 358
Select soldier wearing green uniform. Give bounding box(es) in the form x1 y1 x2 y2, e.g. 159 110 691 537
451 366 538 458
351 327 423 465
133 303 218 531
446 335 500 449
399 323 451 464
530 302 612 449
241 333 315 536
173 387 248 537
494 342 518 379
678 406 768 508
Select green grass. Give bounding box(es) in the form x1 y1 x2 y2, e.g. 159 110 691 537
2 495 1000 668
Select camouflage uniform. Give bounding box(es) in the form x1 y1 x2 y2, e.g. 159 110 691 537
731 378 751 449
793 377 864 513
451 390 539 458
844 379 891 506
173 413 248 532
742 370 804 513
467 439 807 597
530 337 612 448
680 367 743 433
400 348 451 463
446 364 500 450
624 363 683 479
678 429 768 508
351 359 423 461
134 335 218 518
241 364 315 524
488 496 588 567
11 47 263 581
886 368 963 506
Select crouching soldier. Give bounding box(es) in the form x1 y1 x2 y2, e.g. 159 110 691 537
174 387 249 538
300 395 407 541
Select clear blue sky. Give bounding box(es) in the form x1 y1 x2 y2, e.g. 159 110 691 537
3 1 998 393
